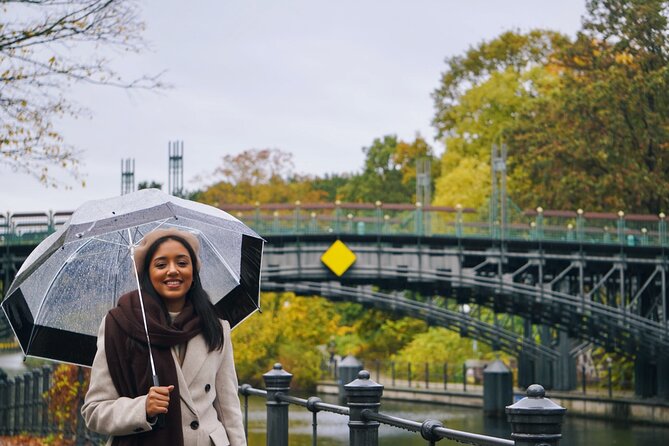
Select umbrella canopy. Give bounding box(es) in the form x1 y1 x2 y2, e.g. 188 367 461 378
1 189 264 366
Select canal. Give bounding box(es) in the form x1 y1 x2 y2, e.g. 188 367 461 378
244 393 669 445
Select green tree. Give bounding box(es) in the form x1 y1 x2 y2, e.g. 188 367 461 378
431 30 568 209
392 327 512 370
0 0 163 186
341 134 438 203
509 0 669 212
232 292 339 389
137 181 163 190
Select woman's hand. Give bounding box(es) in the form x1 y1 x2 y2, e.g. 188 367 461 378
145 385 174 418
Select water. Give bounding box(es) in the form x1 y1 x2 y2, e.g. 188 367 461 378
244 394 669 446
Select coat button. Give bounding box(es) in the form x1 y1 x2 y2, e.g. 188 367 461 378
190 420 199 430
205 384 211 392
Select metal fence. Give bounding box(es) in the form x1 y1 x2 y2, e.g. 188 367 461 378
327 358 484 393
241 363 566 446
0 362 566 445
0 366 105 445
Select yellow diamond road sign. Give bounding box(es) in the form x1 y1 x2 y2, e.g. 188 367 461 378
321 240 356 277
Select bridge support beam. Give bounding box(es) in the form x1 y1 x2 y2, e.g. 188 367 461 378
634 352 657 398
656 355 669 400
554 332 577 391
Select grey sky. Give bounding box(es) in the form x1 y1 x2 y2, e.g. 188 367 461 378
3 0 586 212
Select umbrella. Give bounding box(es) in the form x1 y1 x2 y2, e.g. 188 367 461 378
1 189 264 367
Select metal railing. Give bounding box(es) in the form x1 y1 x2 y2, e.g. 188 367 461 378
240 363 566 446
0 361 566 445
1 203 667 247
0 365 105 445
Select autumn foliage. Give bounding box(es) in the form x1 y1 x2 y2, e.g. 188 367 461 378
46 365 90 438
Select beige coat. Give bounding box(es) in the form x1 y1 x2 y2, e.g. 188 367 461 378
82 318 246 446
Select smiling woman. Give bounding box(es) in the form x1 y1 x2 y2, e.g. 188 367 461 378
81 227 247 446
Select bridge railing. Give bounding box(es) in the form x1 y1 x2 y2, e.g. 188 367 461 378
241 363 566 446
1 203 667 247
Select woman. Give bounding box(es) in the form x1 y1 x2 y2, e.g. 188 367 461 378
82 228 246 446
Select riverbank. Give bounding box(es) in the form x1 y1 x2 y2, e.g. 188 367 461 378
317 380 669 426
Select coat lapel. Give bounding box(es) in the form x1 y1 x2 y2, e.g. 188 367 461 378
180 333 209 386
172 334 208 416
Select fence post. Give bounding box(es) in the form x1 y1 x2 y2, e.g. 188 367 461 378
263 363 292 446
506 384 566 446
463 364 467 392
0 375 7 435
24 371 33 433
443 363 448 390
14 375 23 434
7 378 15 436
42 365 51 435
75 366 86 445
0 371 6 435
32 369 42 436
345 370 383 446
425 363 429 389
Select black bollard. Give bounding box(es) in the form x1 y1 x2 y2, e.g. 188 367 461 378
506 384 566 446
338 355 362 402
263 363 292 446
483 360 513 418
14 375 23 434
345 370 383 446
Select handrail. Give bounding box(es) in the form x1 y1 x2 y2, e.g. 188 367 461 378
237 364 566 446
1 203 667 247
362 409 515 446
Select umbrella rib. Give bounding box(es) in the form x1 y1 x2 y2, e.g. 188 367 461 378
25 237 96 357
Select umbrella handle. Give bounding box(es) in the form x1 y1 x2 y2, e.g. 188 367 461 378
152 374 167 429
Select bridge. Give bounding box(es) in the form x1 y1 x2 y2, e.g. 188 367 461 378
1 202 668 398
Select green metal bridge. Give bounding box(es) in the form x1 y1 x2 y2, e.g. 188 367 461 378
1 202 668 398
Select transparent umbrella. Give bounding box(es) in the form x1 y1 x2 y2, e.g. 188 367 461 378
1 189 264 367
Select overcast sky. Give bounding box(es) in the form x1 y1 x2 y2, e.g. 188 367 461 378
2 0 586 212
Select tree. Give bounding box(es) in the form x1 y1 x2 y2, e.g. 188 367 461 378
232 292 339 389
0 0 163 186
340 134 439 203
509 0 669 212
137 180 162 190
195 148 328 205
431 30 568 209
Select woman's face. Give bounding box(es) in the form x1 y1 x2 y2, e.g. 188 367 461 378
148 238 194 312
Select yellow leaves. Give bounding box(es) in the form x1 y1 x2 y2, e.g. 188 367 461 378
232 292 339 389
47 365 90 434
614 52 634 65
573 55 588 67
434 155 490 209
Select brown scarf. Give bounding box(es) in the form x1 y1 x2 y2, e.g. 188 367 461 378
105 290 202 446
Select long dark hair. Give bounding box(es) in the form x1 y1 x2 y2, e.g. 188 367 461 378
139 234 224 351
